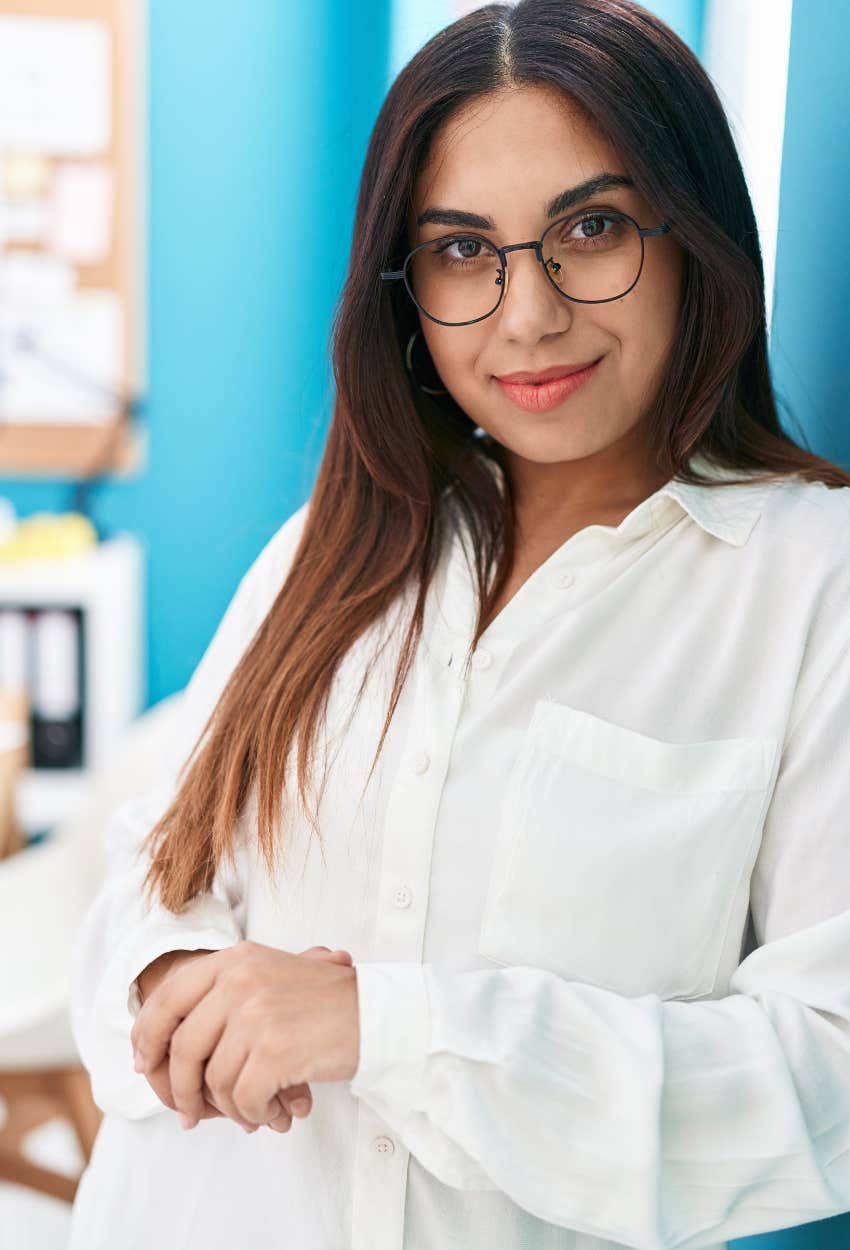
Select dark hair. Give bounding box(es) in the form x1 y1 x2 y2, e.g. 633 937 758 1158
142 0 850 913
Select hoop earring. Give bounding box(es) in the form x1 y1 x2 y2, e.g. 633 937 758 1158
405 329 449 396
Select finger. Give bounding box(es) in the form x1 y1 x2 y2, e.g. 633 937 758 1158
267 1105 293 1133
202 1028 262 1132
256 1079 312 1132
284 1084 313 1118
283 1082 312 1113
231 1045 287 1127
132 950 227 1072
145 1057 178 1110
167 993 227 1127
148 1056 224 1120
302 947 352 965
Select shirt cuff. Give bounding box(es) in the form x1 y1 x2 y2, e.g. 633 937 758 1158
350 962 431 1102
118 925 243 1020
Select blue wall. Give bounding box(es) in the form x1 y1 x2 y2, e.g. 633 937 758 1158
0 0 391 707
0 1 701 709
727 7 850 1250
769 0 850 473
744 4 850 1245
649 0 705 53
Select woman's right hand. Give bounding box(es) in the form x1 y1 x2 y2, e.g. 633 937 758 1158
135 944 353 1133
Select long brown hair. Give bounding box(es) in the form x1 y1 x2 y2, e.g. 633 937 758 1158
140 0 850 914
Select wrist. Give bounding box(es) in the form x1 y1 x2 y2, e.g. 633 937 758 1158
137 948 215 1002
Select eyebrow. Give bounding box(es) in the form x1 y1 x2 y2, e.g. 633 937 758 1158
415 172 635 230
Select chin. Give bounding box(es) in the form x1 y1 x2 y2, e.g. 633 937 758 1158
500 428 602 463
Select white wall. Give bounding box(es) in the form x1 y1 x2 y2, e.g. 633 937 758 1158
701 0 793 344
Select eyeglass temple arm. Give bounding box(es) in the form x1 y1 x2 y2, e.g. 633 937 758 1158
638 224 671 237
380 268 405 281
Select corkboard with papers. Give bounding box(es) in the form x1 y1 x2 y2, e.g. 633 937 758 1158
0 0 145 477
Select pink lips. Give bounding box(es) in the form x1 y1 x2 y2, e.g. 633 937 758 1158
495 357 603 412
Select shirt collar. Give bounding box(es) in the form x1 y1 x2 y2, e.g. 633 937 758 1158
430 450 775 656
651 450 769 547
466 447 771 549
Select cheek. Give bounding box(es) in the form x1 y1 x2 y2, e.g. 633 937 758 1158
635 247 684 343
422 326 483 388
619 262 682 374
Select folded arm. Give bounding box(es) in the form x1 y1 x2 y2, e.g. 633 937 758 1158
70 502 310 1119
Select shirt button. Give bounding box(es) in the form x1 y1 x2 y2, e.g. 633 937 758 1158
374 1135 395 1156
552 569 574 588
392 885 413 908
408 748 430 774
471 647 493 670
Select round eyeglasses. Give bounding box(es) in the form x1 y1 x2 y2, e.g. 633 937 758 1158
380 209 671 327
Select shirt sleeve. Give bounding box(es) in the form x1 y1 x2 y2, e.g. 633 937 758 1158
349 512 850 1250
69 500 310 1120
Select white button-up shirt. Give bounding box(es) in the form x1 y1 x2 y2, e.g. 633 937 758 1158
68 451 850 1250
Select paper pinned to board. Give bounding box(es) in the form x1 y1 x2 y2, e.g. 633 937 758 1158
0 198 50 245
0 251 76 303
2 151 51 199
0 286 123 423
0 16 111 156
0 153 54 244
47 160 115 264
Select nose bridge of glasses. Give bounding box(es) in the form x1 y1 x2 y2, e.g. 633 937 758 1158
499 239 545 266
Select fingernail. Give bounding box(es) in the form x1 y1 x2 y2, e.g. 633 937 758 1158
243 1124 257 1134
291 1098 310 1116
178 1113 194 1130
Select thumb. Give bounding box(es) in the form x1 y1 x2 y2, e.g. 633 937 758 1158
301 945 353 964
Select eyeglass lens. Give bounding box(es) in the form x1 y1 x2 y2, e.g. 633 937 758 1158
406 210 644 325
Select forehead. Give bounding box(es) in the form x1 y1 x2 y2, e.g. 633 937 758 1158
410 85 624 216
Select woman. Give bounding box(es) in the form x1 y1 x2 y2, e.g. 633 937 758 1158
69 1 850 1247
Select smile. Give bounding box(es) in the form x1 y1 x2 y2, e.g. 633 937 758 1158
495 357 603 412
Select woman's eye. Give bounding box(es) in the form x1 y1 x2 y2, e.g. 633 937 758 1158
438 237 492 262
563 213 629 247
571 214 611 239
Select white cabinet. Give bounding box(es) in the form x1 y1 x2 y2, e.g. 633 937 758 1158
0 534 145 835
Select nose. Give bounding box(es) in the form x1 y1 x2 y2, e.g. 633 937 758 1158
496 243 574 337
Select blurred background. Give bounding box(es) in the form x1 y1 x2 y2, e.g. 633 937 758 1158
0 1 847 1246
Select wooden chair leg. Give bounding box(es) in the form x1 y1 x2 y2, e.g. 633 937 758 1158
0 1064 103 1205
0 1143 77 1203
51 1066 103 1162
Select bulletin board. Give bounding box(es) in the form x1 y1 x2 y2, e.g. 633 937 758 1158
0 0 146 478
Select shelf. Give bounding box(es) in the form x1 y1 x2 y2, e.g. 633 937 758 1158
0 532 145 781
15 768 92 836
0 420 146 479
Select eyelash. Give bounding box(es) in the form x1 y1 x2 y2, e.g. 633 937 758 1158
430 210 624 264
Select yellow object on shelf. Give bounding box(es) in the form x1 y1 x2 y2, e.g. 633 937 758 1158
0 512 98 560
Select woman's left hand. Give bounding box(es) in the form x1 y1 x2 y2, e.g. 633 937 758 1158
130 940 361 1130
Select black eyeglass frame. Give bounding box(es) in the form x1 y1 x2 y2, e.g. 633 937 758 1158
379 210 672 327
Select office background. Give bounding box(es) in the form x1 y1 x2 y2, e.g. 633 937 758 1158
1 0 847 713
0 3 848 1247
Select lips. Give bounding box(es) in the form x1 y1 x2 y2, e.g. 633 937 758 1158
495 357 602 413
495 358 602 385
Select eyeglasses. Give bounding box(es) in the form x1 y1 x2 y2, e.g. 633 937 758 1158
380 209 671 327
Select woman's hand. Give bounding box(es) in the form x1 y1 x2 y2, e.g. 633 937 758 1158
131 940 360 1132
135 945 353 1133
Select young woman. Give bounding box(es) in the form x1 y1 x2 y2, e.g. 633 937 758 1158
68 1 850 1247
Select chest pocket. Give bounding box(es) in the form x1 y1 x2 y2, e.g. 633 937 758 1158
478 698 778 1000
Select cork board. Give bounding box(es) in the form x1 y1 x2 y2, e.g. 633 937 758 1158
0 0 145 477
